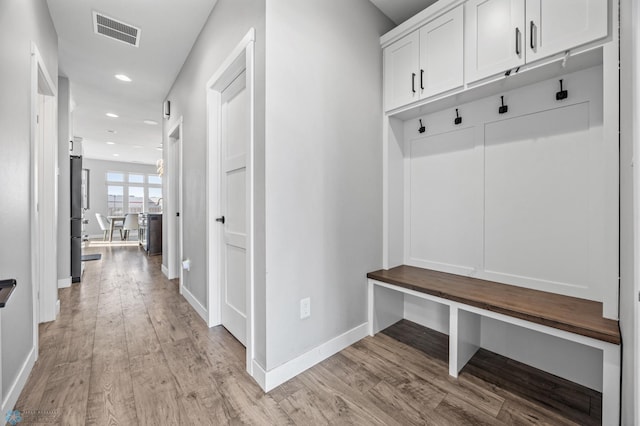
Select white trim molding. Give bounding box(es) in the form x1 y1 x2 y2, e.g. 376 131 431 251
253 323 368 392
1 347 36 416
57 277 71 289
181 285 208 323
161 264 169 278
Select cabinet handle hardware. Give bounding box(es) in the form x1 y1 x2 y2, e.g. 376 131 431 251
515 27 521 55
412 73 416 93
420 69 424 90
216 216 225 224
530 21 535 49
418 119 426 134
454 108 462 125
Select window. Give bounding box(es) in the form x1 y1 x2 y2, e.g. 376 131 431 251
129 174 144 184
128 186 144 213
107 185 124 216
147 187 163 213
106 171 163 215
106 172 124 182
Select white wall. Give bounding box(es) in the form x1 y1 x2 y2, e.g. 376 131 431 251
0 0 57 406
163 0 267 362
264 0 393 370
83 159 158 237
619 0 638 423
57 77 71 284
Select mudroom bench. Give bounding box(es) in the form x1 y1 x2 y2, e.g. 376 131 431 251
367 265 621 424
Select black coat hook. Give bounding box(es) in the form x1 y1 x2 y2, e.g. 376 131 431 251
498 96 508 114
418 119 426 134
454 109 462 125
556 79 568 100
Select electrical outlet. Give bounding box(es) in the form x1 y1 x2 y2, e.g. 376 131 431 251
300 297 311 319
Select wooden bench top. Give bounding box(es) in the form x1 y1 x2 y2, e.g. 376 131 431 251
368 265 621 345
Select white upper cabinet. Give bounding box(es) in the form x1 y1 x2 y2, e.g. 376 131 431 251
384 5 464 111
465 0 526 84
382 0 609 110
419 6 464 99
526 0 608 62
384 31 420 111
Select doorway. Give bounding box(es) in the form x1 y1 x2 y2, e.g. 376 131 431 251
167 118 183 292
30 43 58 345
206 29 255 374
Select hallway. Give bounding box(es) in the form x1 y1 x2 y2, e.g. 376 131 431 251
14 247 600 425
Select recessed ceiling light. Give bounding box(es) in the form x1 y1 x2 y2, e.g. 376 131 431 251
106 141 115 145
113 153 120 157
107 129 117 134
115 74 132 82
106 113 119 118
143 119 158 125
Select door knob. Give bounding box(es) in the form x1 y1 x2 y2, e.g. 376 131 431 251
215 216 225 224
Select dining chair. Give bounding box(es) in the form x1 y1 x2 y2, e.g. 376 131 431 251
122 213 139 241
95 213 111 241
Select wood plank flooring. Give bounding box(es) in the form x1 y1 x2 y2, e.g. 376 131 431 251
16 246 601 425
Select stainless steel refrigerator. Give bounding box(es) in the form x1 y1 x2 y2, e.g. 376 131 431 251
71 155 83 282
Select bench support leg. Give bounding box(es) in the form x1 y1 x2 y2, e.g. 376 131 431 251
602 343 620 426
449 306 481 378
368 281 404 336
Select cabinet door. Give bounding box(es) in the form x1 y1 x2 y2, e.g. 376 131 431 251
419 5 464 99
465 0 525 83
384 30 420 111
526 0 607 62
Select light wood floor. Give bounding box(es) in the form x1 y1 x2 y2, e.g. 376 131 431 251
16 246 600 425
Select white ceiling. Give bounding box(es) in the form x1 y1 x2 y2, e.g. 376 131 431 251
369 0 438 25
46 0 218 165
46 0 432 165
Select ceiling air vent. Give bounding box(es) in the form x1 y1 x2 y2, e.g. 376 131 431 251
93 12 141 47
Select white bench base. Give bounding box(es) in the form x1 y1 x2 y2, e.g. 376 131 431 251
368 279 621 425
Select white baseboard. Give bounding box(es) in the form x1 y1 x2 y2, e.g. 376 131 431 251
161 264 169 278
57 277 71 289
2 347 35 414
182 285 208 323
252 322 368 392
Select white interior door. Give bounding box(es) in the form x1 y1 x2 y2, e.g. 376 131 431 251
219 70 248 346
168 121 183 284
174 139 182 285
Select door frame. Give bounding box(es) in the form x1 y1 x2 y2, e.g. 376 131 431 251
167 116 184 291
30 42 58 356
206 28 255 375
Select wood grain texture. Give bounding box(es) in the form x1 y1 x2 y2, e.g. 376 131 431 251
368 265 621 344
15 246 600 425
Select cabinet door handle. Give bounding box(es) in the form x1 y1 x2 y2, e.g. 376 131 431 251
530 21 535 49
412 73 416 93
216 216 225 224
420 69 424 90
515 27 521 56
